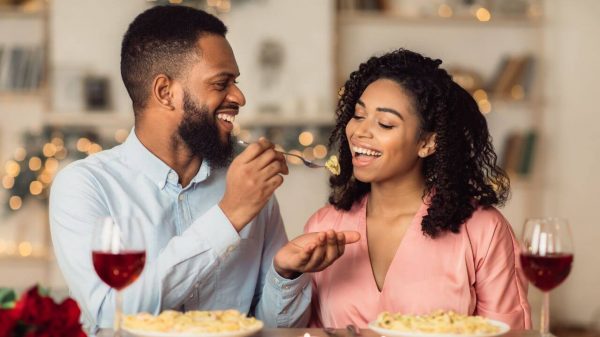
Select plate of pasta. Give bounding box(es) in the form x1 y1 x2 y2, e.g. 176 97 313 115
368 310 510 337
123 309 263 337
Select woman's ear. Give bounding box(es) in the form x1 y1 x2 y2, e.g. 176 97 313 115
152 74 176 110
418 133 437 158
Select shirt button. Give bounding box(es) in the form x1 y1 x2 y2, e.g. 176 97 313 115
168 172 177 180
226 245 236 253
179 194 184 201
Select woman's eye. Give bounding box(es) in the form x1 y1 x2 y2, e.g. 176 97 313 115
351 114 365 120
379 123 394 129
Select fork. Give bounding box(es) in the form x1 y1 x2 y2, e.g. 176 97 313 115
237 140 325 169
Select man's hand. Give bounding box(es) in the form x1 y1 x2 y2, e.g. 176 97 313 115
273 230 361 279
219 137 289 232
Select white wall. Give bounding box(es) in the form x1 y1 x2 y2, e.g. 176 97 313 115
543 0 600 325
224 0 335 120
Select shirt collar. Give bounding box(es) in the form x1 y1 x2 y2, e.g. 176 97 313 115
121 128 212 189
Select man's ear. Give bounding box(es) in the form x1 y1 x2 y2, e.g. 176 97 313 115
418 132 437 158
152 74 175 110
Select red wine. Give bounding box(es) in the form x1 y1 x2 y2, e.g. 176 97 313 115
520 253 573 291
92 250 146 290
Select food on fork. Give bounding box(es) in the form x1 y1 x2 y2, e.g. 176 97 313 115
325 155 340 175
123 309 263 333
375 310 502 334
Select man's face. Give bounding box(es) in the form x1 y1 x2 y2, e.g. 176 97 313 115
177 34 245 168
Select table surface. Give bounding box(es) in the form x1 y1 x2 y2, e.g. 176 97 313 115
98 328 544 337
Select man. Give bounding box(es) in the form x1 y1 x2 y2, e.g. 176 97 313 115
49 5 358 333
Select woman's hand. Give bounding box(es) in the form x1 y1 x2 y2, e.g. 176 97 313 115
273 230 360 279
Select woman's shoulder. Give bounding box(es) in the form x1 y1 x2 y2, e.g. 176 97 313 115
462 206 517 255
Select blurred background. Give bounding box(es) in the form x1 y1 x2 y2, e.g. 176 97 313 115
0 0 598 334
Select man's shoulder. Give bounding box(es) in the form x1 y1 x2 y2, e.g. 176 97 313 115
53 146 123 186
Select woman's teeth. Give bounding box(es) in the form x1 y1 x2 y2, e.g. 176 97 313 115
217 114 235 123
352 146 382 157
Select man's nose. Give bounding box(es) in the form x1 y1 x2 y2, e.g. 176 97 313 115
227 83 246 107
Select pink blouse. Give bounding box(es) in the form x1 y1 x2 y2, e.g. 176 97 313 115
305 195 531 330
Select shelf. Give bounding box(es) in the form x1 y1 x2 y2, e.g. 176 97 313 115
44 112 134 128
237 114 335 128
0 6 44 18
0 90 45 99
338 11 542 27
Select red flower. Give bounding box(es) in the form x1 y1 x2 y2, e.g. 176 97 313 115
17 287 56 327
0 285 85 337
0 307 20 337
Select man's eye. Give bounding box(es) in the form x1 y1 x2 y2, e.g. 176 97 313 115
215 83 227 90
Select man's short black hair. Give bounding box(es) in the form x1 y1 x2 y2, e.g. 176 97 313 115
121 5 227 114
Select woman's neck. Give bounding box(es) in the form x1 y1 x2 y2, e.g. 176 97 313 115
368 176 426 219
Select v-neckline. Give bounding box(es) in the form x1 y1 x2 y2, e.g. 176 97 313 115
359 195 427 294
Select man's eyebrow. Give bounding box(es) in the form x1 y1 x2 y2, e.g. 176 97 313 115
210 71 240 80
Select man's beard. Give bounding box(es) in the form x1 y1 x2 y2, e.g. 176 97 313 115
177 91 234 169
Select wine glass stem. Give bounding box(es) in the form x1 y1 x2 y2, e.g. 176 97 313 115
541 291 550 336
114 289 123 337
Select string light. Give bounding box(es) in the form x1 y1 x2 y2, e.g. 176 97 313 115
45 158 59 172
476 7 491 22
2 175 15 189
313 145 328 159
5 160 20 177
29 157 42 171
14 147 27 162
302 147 315 160
30 181 43 195
473 89 488 102
511 85 525 100
39 171 53 184
9 196 22 210
438 4 453 18
18 241 33 257
76 138 92 152
478 99 492 114
43 143 57 157
298 131 314 146
87 143 103 155
51 137 64 147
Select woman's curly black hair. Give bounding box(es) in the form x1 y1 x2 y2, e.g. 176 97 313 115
328 48 510 238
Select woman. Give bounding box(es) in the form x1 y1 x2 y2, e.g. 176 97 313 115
305 49 531 329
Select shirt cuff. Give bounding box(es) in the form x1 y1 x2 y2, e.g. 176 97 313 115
266 262 310 300
189 204 241 257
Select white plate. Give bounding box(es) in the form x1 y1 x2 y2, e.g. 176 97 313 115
368 319 509 337
123 321 263 337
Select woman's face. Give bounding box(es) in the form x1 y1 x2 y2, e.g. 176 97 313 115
345 78 432 184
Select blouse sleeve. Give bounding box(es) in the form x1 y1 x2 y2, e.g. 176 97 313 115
472 212 532 329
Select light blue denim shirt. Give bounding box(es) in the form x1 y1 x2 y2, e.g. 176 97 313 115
49 130 310 334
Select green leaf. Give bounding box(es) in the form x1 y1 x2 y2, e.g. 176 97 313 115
0 287 16 308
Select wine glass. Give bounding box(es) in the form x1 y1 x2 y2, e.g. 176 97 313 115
520 217 574 337
92 216 147 337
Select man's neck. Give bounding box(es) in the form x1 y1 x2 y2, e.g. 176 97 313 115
134 117 202 188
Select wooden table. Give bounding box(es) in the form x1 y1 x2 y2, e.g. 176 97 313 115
98 328 543 337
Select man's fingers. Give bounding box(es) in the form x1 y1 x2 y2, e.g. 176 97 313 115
236 137 275 164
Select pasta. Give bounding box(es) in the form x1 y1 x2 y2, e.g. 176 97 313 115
325 155 340 175
123 309 262 333
375 310 502 334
